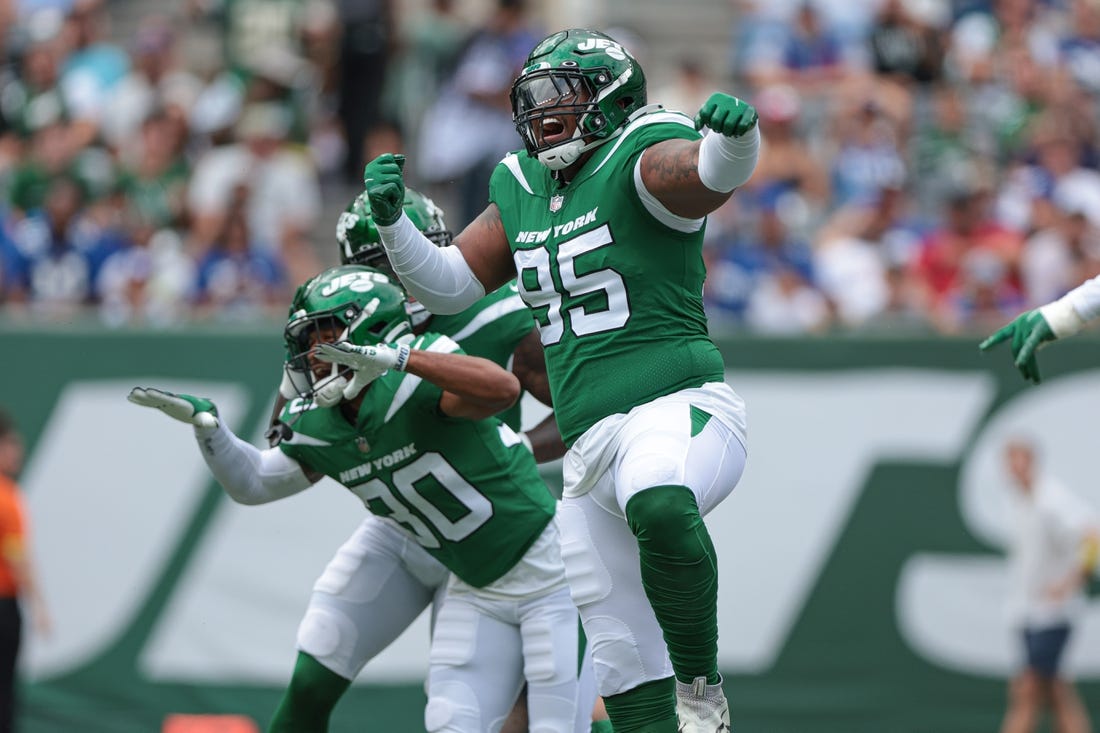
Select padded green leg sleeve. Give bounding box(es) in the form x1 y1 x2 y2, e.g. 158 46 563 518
601 677 677 732
625 485 721 686
268 652 351 733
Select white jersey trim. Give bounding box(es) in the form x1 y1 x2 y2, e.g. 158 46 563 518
501 153 534 195
384 334 462 423
448 291 529 343
590 107 696 177
282 432 332 447
632 158 705 233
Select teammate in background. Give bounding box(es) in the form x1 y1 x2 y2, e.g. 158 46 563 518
999 438 1098 733
128 266 580 733
981 274 1100 384
0 409 51 733
363 28 757 733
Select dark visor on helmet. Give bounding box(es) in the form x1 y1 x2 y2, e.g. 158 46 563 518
512 71 586 117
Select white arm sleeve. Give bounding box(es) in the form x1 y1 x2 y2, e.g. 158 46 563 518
1038 274 1100 337
194 421 314 505
696 125 760 193
1065 274 1100 325
377 212 486 315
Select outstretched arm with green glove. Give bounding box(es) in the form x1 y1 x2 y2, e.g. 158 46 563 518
128 387 316 503
980 278 1100 383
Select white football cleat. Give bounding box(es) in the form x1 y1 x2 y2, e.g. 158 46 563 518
676 675 731 732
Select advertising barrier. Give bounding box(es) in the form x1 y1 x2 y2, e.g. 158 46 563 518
5 325 1099 732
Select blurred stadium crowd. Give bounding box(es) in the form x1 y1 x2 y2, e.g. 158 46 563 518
2 0 1100 336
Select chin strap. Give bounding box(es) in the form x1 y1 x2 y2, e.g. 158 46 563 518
313 367 350 407
538 137 588 170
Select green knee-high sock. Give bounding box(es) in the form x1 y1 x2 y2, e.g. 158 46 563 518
625 485 720 686
590 719 616 732
602 677 677 732
268 652 352 733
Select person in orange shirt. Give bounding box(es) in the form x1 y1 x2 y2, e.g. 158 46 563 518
0 409 50 733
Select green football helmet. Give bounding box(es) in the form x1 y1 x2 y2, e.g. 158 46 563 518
336 188 452 275
510 28 647 171
282 265 412 406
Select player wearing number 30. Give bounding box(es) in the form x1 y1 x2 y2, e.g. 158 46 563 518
128 266 580 733
364 27 756 733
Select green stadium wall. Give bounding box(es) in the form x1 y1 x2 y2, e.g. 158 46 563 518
4 324 1099 732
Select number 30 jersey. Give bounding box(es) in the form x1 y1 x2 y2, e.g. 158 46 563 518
277 332 556 588
488 107 726 446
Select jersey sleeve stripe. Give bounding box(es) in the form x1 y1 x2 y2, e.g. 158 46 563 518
383 335 461 423
502 153 534 194
384 374 421 424
282 433 332 447
447 296 529 342
591 108 697 176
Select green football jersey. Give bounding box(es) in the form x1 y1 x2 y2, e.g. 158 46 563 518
428 282 533 431
488 107 726 446
278 332 555 588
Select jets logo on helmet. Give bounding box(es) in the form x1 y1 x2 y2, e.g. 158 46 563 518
510 28 647 171
282 265 412 407
575 36 627 60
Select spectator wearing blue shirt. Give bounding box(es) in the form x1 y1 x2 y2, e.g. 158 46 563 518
4 175 116 309
194 185 285 319
705 184 818 324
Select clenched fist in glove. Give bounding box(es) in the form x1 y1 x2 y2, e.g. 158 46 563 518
362 154 406 226
694 92 758 138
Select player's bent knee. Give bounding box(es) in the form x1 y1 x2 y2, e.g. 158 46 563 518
625 485 701 543
297 608 357 662
425 680 481 733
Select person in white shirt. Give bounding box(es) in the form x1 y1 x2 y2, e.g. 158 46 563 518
1000 438 1098 733
981 274 1100 384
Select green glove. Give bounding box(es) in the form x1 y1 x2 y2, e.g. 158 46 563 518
363 153 406 226
979 309 1057 384
694 92 758 138
127 387 220 428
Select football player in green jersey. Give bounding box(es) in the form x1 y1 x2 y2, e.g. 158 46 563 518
260 191 599 732
128 266 582 732
360 28 758 733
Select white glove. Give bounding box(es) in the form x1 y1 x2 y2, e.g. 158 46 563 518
313 341 412 400
127 387 220 429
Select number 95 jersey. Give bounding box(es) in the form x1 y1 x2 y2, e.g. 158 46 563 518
489 107 726 447
278 332 556 589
